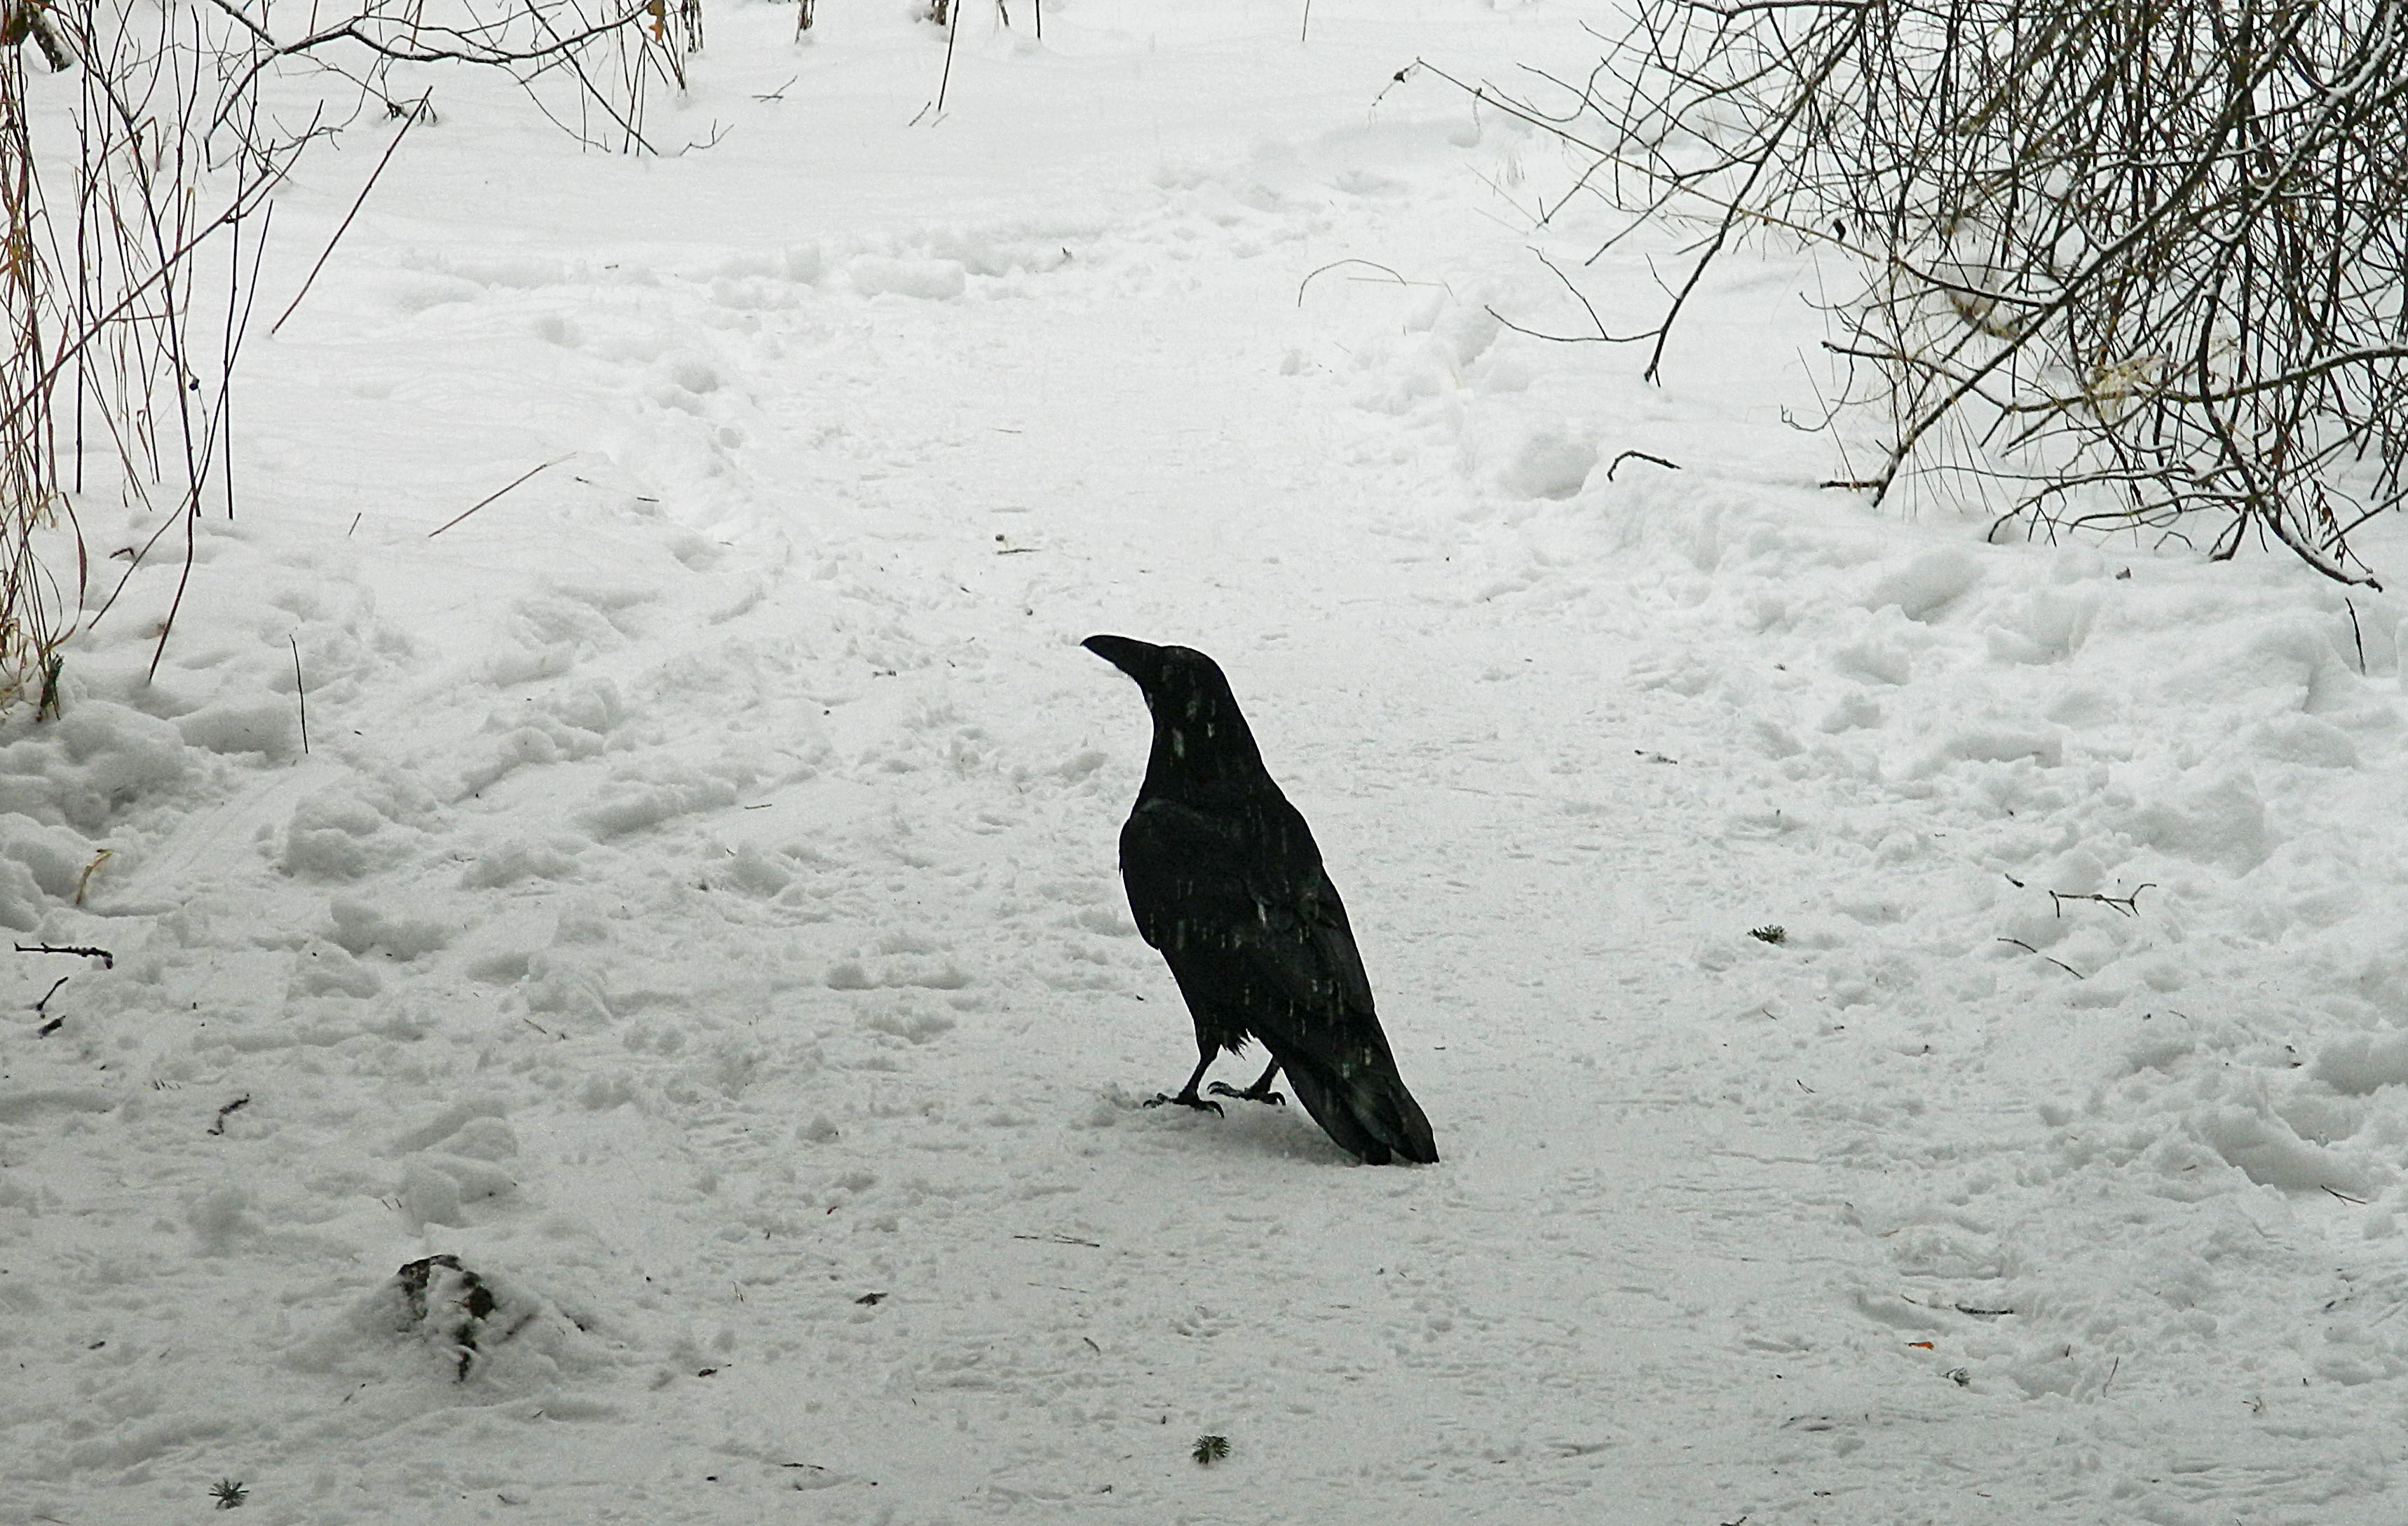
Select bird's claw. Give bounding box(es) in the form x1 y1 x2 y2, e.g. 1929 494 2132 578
1144 1091 1224 1117
1205 1082 1286 1107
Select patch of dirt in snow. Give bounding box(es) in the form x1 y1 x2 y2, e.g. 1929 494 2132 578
4 0 2407 1522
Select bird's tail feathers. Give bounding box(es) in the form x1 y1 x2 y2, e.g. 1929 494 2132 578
1281 1050 1438 1166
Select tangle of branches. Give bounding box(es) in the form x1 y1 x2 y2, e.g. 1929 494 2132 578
1424 0 2408 585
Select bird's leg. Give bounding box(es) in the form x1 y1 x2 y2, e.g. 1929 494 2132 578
1206 1058 1285 1106
1143 1051 1225 1116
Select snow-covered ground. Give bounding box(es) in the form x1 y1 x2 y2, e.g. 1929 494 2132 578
7 0 2408 1520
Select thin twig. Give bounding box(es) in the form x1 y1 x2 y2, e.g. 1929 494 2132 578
1296 259 1434 307
1529 245 1639 342
935 0 963 113
15 942 114 967
2047 885 2155 918
200 0 277 46
427 455 569 538
1997 937 2084 979
290 634 308 754
1488 306 1651 344
271 91 433 336
208 1094 252 1136
1606 450 1682 480
147 505 199 685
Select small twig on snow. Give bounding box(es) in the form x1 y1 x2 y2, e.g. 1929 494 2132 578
290 635 309 754
428 456 570 537
208 1094 252 1135
17 941 114 967
1296 258 1434 307
1997 937 2084 979
2047 884 2154 918
1606 450 1682 481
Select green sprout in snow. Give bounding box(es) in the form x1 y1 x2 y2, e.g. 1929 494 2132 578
1192 1434 1230 1466
210 1479 247 1509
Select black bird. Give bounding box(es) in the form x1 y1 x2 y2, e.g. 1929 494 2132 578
1084 634 1438 1165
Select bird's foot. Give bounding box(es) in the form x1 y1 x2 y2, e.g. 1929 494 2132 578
1143 1091 1224 1117
1206 1081 1286 1107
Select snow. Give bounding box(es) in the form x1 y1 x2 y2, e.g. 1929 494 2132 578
6 0 2408 1520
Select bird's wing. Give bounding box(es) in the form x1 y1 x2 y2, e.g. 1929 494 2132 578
1300 865 1375 1013
1119 798 1359 1012
1122 797 1436 1164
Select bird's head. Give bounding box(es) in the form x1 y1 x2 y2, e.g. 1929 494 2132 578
1082 634 1228 705
1082 634 1267 791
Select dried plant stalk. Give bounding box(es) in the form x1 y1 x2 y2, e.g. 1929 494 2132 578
1 43 75 711
0 0 704 711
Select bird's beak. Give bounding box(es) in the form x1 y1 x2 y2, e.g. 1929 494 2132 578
1082 634 1163 687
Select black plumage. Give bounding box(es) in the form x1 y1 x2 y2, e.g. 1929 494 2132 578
1083 634 1438 1165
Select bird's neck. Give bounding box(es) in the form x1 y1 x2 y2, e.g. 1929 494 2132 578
1142 702 1270 802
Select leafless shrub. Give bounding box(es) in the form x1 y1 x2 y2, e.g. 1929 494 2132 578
0 46 64 710
0 0 701 707
4 0 284 695
1422 0 2408 585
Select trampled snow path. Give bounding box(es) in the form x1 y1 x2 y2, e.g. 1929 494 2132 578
6 1 2408 1521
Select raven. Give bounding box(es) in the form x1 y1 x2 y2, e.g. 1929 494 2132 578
1084 634 1438 1165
